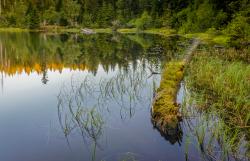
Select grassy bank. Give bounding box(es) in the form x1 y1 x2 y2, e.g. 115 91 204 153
186 49 250 127
185 32 230 45
185 48 250 155
0 28 29 32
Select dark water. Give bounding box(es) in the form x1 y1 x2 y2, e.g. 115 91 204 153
0 32 246 161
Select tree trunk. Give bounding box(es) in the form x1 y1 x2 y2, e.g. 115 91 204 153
0 0 2 15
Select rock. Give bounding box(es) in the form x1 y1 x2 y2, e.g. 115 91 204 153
81 28 96 35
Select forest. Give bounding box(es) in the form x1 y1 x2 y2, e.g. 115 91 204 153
0 1 249 161
0 0 249 43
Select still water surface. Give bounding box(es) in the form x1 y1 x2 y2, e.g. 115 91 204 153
0 32 215 161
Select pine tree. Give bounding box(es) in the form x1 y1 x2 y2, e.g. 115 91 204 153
28 6 40 29
56 0 63 12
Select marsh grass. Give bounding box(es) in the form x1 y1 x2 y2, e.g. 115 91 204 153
184 48 250 160
181 83 249 160
186 50 250 128
56 62 159 161
184 32 230 45
198 45 250 63
0 27 29 32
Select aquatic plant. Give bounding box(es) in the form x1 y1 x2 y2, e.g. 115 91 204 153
186 50 250 128
184 48 250 160
182 83 249 160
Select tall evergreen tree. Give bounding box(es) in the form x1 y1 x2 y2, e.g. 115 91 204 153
28 6 40 29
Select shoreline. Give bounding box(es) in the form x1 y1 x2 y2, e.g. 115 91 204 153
0 27 229 45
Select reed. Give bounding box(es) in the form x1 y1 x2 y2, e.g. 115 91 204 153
186 50 250 128
184 48 250 159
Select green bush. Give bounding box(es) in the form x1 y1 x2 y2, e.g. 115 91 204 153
225 13 250 47
134 11 152 31
27 7 40 29
44 7 60 25
111 20 122 31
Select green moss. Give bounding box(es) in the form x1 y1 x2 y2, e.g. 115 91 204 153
0 27 80 33
94 28 113 33
185 32 230 45
144 28 176 36
212 35 230 44
152 61 185 129
118 28 138 33
0 28 29 32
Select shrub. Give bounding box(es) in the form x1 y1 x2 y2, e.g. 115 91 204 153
111 20 121 32
225 13 250 47
134 11 152 31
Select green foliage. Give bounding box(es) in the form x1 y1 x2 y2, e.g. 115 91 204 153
0 0 248 38
62 0 80 26
196 1 214 31
134 11 152 31
226 13 250 47
44 7 60 25
186 48 250 131
111 20 122 31
56 0 63 12
27 7 40 29
97 2 114 27
213 10 228 29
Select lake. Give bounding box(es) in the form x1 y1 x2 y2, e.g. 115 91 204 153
0 32 247 161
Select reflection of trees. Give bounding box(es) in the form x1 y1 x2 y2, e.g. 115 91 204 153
0 32 188 77
41 50 49 84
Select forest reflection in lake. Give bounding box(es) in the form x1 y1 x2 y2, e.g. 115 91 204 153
0 32 198 161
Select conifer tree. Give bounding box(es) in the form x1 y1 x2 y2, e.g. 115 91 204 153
28 6 40 29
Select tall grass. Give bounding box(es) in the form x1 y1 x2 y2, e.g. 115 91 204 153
186 50 250 127
184 48 250 159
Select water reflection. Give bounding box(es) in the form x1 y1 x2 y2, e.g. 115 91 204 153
0 32 192 161
57 62 160 160
0 32 188 77
152 120 183 145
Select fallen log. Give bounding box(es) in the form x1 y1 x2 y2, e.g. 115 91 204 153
151 39 200 136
